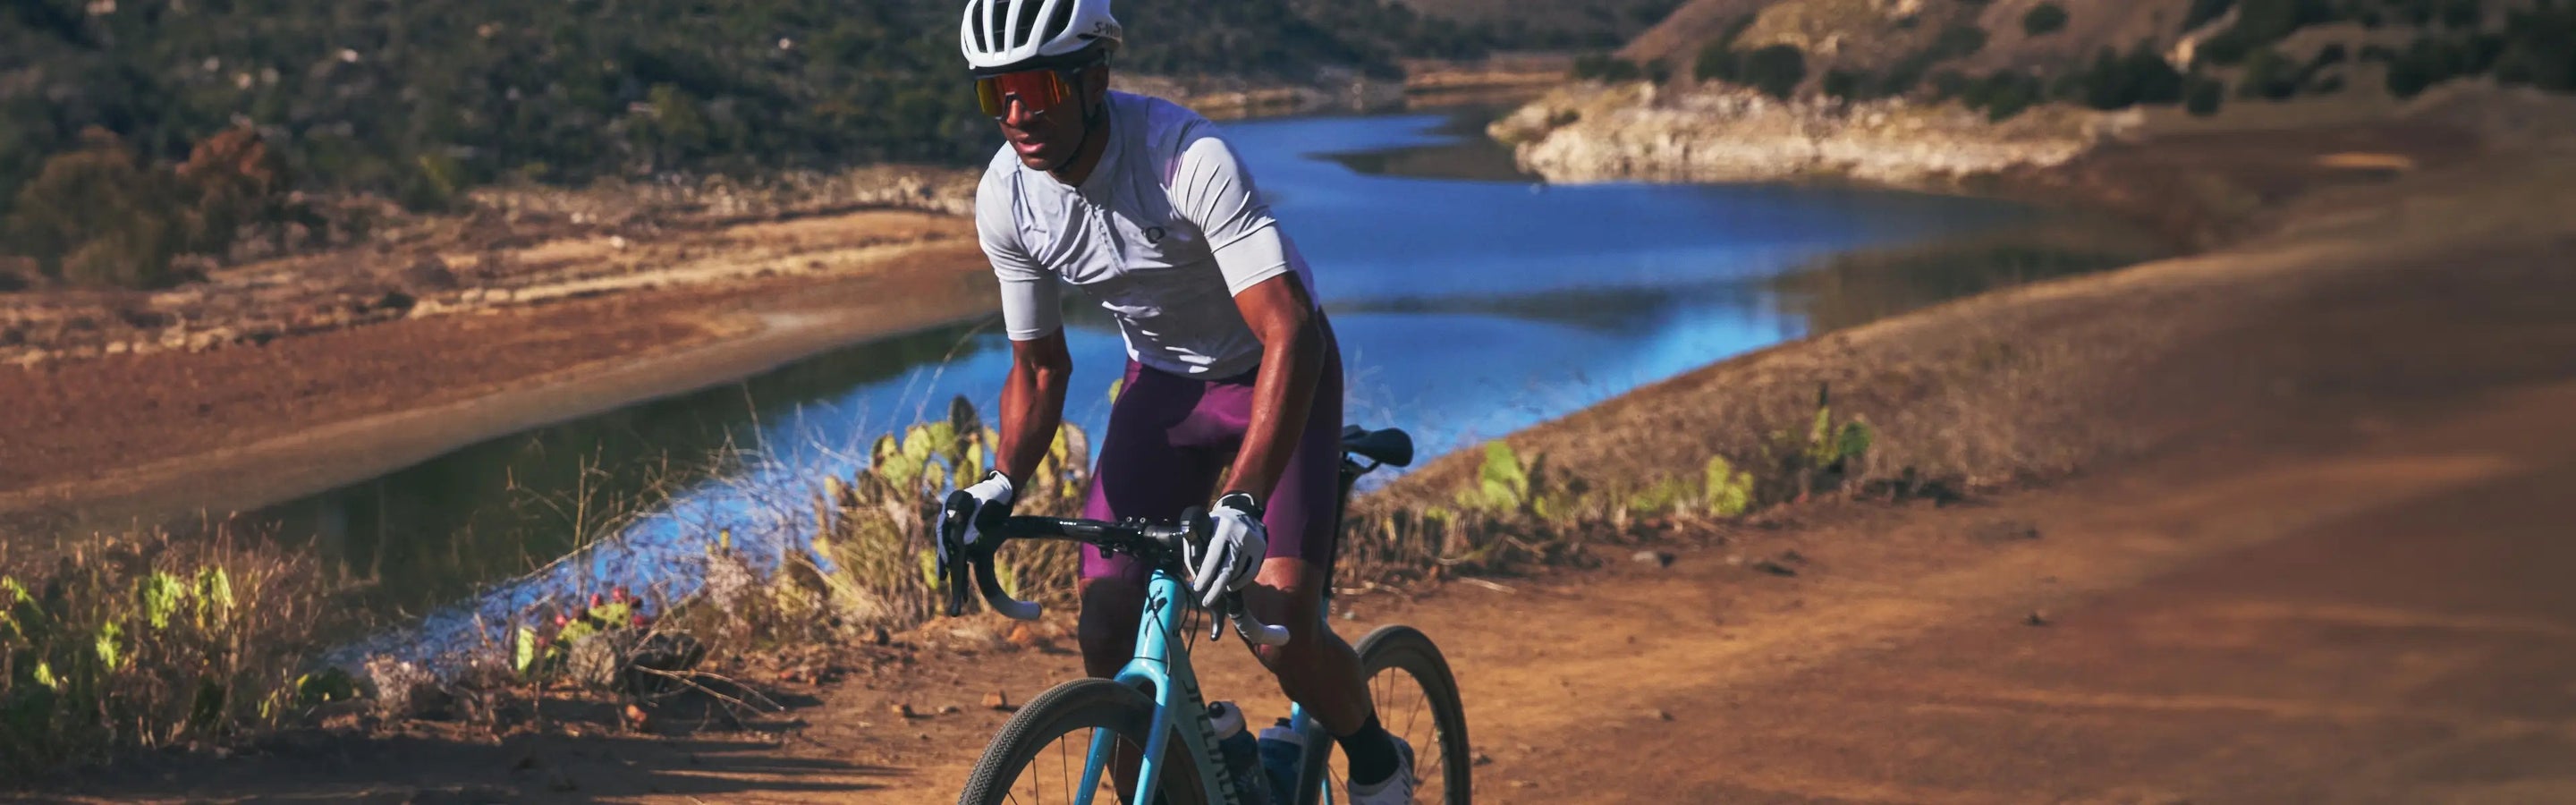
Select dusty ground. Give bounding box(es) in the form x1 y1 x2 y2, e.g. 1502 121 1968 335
14 100 2576 802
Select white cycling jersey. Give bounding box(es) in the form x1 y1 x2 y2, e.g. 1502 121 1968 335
976 91 1318 378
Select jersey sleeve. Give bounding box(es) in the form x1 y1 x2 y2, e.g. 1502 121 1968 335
977 170 1063 341
1168 128 1294 296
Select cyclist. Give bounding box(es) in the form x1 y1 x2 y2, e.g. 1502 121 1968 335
945 0 1412 801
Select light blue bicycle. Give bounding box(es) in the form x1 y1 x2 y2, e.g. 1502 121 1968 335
938 426 1468 805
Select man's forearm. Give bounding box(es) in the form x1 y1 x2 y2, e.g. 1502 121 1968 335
997 355 1071 488
1226 318 1321 503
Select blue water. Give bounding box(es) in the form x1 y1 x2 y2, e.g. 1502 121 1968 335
296 109 2040 665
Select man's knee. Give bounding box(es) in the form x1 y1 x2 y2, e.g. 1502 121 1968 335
1245 560 1327 670
1077 579 1147 677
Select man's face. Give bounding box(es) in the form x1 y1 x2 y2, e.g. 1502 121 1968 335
988 64 1102 172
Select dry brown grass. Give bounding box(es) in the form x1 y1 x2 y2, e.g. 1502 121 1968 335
1364 249 2232 516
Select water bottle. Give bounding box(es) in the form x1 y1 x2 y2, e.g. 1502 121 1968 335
1207 701 1273 805
1256 717 1306 801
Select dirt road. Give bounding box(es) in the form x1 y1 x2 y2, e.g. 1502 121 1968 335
1420 382 2576 803
48 352 2575 805
48 246 2576 803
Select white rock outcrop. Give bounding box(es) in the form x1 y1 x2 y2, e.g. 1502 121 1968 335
1492 82 2140 187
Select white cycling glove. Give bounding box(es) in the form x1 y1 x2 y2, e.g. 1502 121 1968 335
1188 492 1268 608
943 470 1015 570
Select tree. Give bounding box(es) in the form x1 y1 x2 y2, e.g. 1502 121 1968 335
2239 47 2302 99
2182 0 2238 31
1823 69 1864 99
1697 42 1741 82
2493 9 2576 91
6 131 183 289
2024 4 2072 36
2074 43 2188 109
1741 45 1808 99
2186 77 2225 115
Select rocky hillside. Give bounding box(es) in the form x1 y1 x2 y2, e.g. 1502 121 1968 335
1511 0 2575 185
0 0 1621 292
1491 80 2125 185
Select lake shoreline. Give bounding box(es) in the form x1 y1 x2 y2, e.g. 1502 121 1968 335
0 220 1001 536
0 85 2343 534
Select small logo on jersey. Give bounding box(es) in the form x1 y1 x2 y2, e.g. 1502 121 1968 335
1143 226 1166 244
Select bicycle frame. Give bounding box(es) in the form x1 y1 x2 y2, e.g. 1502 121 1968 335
1076 566 1349 805
1065 453 1388 805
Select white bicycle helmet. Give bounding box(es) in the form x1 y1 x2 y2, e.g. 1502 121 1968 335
959 0 1123 75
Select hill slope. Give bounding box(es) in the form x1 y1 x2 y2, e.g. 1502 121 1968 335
0 0 1599 277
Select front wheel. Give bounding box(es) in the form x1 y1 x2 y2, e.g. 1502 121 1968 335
959 678 1208 805
1321 625 1470 804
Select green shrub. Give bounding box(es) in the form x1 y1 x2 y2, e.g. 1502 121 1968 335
1741 45 1809 99
1854 22 1987 100
2183 0 2238 31
2239 47 2303 98
2186 77 2226 115
2072 43 2190 109
1691 13 1762 84
2199 30 2253 64
1963 71 2046 121
1933 23 1990 60
1823 69 1866 99
5 133 182 289
1696 42 1741 82
2492 10 2576 91
3 531 334 777
1573 54 1647 81
1703 456 1754 516
2384 33 2509 97
2023 3 2072 36
1755 384 1876 502
2198 0 2343 64
1453 441 1581 520
2438 0 2482 28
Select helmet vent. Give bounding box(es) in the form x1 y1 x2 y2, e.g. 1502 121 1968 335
969 3 990 52
1042 0 1076 47
1009 0 1046 50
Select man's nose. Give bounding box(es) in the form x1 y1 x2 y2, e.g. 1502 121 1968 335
1002 97 1038 129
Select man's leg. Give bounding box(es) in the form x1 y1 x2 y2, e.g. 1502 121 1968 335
1243 559 1370 728
1077 360 1223 803
1076 359 1219 674
1233 322 1403 787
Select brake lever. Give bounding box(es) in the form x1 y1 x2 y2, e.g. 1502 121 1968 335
1205 598 1288 648
936 491 974 617
1223 595 1292 648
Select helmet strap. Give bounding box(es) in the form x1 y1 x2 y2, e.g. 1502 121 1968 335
1046 64 1110 181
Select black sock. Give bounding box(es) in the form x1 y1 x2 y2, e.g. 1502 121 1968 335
1335 713 1399 787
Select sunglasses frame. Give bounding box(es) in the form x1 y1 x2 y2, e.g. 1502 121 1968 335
974 60 1103 121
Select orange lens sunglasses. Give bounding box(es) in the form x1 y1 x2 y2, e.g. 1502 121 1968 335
975 68 1078 119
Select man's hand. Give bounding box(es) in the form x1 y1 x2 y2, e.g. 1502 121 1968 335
1189 492 1268 608
943 471 1016 571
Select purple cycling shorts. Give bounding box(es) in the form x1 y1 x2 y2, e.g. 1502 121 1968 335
1079 319 1345 585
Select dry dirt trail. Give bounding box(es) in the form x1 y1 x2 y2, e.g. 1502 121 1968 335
59 353 2572 805
52 206 2576 805
1392 382 2576 804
